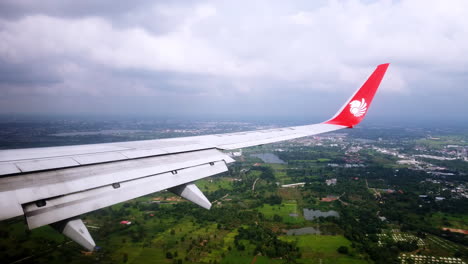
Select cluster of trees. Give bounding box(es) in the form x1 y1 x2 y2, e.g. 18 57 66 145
378 182 467 245
276 146 343 164
263 195 282 205
325 202 404 263
337 246 349 254
421 158 468 174
235 225 301 261
250 166 275 181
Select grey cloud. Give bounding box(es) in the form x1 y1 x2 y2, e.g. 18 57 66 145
0 0 154 19
0 0 467 121
0 0 198 34
0 59 61 86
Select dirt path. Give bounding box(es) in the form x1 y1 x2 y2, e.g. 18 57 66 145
366 179 380 198
250 256 258 264
212 193 229 204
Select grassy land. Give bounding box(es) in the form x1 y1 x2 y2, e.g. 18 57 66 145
268 163 288 180
222 253 283 264
257 200 305 224
197 178 234 192
415 135 468 149
429 212 468 230
280 235 368 264
424 234 465 257
106 220 227 264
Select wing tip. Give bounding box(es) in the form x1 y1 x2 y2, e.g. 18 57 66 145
324 63 390 127
377 63 390 70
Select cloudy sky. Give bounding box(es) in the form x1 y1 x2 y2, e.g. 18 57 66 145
0 0 467 123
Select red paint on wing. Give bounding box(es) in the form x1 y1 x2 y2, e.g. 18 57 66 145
325 63 390 127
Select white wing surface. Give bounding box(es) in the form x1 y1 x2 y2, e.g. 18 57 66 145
0 64 389 250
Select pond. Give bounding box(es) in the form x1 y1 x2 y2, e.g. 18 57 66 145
250 153 286 164
303 209 339 220
286 227 321 235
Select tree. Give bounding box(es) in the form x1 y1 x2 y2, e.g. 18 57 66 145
265 195 282 205
337 246 349 254
273 214 282 222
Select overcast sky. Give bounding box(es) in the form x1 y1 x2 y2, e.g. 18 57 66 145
0 0 467 123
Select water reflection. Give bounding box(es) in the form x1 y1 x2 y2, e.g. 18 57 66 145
287 227 321 235
303 209 339 220
250 153 286 164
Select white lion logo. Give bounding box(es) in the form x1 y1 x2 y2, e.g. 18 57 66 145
349 98 367 117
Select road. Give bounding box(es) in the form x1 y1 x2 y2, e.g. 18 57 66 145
252 178 260 191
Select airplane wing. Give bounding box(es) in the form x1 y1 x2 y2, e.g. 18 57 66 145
0 63 389 250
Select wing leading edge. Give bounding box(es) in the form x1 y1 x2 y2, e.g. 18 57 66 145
0 64 389 250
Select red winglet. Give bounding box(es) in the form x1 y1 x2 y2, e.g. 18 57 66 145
324 63 389 127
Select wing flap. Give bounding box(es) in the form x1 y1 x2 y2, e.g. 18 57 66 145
0 149 233 221
0 163 21 175
73 152 128 165
15 157 80 173
0 142 216 177
0 144 130 162
23 160 228 229
119 148 168 159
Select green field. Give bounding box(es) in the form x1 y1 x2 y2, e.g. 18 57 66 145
268 163 288 180
221 254 283 264
104 220 230 264
258 200 304 224
197 178 234 192
429 212 468 230
280 235 368 264
415 135 468 149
